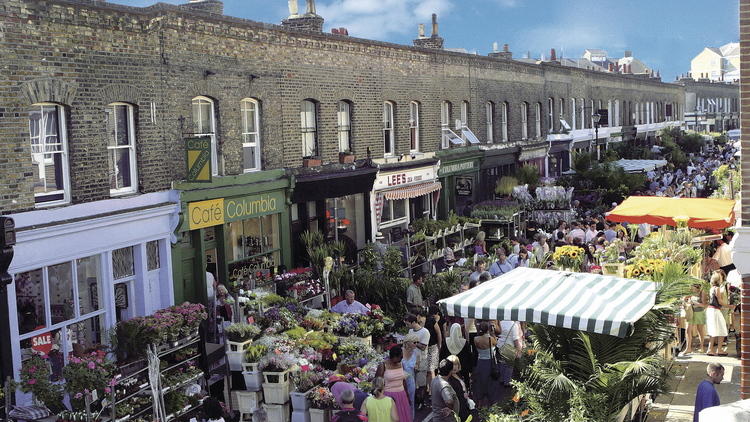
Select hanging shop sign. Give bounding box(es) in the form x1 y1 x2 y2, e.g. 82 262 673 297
438 159 479 177
185 136 212 183
373 166 437 191
455 176 473 196
187 191 285 230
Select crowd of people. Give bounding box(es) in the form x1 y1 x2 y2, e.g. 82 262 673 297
643 144 735 198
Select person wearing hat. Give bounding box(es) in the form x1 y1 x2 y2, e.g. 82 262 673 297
445 323 472 382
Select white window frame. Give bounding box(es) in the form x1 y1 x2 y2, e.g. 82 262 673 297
379 198 408 228
520 102 529 140
534 103 541 137
571 98 577 130
500 102 508 141
29 103 71 207
547 98 554 132
337 100 352 153
191 96 218 176
579 98 586 129
441 101 452 149
240 98 262 172
106 103 138 196
409 101 420 152
485 101 494 143
559 98 565 121
383 101 395 156
301 99 318 158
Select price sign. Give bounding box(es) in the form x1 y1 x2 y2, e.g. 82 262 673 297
31 331 53 355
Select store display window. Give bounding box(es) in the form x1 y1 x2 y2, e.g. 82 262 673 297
228 215 281 268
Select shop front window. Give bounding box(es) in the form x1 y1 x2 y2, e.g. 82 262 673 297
48 262 74 325
381 199 407 227
228 215 280 262
325 194 366 251
76 256 101 316
15 269 46 335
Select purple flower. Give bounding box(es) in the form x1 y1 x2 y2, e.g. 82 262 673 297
87 361 96 369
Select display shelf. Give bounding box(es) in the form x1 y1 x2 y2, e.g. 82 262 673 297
299 293 325 304
165 397 207 422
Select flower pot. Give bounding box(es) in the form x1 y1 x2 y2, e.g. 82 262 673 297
602 262 625 277
242 362 261 373
264 403 291 422
243 370 264 391
235 390 264 414
291 390 312 411
302 158 322 167
263 381 291 404
227 338 253 352
338 153 356 164
228 350 246 371
292 410 311 422
263 369 292 384
309 408 331 422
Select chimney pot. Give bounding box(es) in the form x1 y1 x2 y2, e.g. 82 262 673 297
503 43 509 52
418 23 425 38
493 42 498 52
431 13 439 37
331 28 339 34
339 27 348 35
550 48 557 61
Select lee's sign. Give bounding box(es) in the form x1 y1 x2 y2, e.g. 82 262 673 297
374 166 436 191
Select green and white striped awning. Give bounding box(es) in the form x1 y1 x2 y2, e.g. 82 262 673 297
437 267 657 337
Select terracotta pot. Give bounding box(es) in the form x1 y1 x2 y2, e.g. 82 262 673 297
339 153 355 164
303 158 322 167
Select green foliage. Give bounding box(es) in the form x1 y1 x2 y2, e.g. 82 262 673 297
711 164 741 199
566 158 646 205
422 270 464 303
515 164 540 188
15 355 65 413
225 323 261 342
571 151 593 173
496 176 519 196
244 344 269 363
344 247 409 319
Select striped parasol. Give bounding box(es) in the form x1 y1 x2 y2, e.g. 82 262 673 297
437 267 657 337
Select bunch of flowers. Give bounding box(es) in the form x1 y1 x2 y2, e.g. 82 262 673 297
307 386 336 409
255 334 297 354
162 302 207 334
302 331 338 352
291 366 327 392
145 310 183 342
673 216 690 229
336 340 382 367
333 314 360 337
624 259 667 279
63 350 117 411
288 278 325 300
552 245 585 271
258 351 297 373
225 323 261 342
263 306 299 331
16 354 64 412
594 239 624 264
301 315 326 331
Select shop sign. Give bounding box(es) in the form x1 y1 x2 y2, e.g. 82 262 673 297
455 176 473 196
228 256 276 283
31 331 53 355
187 191 285 230
374 166 436 191
438 159 478 177
185 136 212 183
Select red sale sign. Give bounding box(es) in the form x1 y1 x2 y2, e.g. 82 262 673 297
31 332 53 355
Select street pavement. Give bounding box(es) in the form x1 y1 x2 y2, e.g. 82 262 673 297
651 336 741 421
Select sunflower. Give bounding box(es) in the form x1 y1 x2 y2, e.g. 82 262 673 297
631 268 641 277
570 251 578 258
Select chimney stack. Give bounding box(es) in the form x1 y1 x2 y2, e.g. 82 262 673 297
493 42 498 52
489 43 512 60
281 0 324 32
608 63 614 72
413 13 444 49
550 48 557 61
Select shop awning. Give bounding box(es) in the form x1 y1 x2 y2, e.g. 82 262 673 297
518 146 548 161
383 181 441 200
292 165 378 202
606 196 736 229
437 267 657 337
611 159 668 173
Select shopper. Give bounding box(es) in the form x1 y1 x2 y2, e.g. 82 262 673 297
406 274 425 314
693 363 724 422
706 273 729 356
429 359 459 422
446 355 472 422
333 389 368 422
361 377 398 422
425 305 443 388
376 346 413 422
469 259 490 283
401 334 419 420
685 283 708 354
495 320 523 387
472 321 497 408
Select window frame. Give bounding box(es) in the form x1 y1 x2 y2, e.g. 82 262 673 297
500 102 508 141
534 102 542 138
300 99 319 158
441 101 452 149
485 101 495 143
520 102 529 140
409 101 420 152
240 98 262 172
29 103 71 207
191 96 218 176
379 198 408 228
571 98 577 130
337 100 352 153
547 98 554 132
383 101 395 157
106 103 138 196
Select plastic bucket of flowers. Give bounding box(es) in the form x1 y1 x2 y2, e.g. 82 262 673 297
308 386 334 422
259 353 297 404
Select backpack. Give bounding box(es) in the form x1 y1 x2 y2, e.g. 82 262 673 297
334 409 368 422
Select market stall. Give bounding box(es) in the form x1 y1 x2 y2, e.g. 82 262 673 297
606 196 736 229
611 159 668 173
437 267 657 337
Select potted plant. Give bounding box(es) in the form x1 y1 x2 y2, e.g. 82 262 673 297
308 386 335 422
303 156 323 167
338 150 355 164
259 352 297 404
225 323 260 370
551 245 585 272
15 354 65 413
63 350 117 411
242 344 268 391
290 369 325 411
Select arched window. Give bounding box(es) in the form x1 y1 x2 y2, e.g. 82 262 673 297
383 101 395 156
337 100 352 153
106 102 138 193
29 103 70 205
520 102 529 139
191 96 218 176
300 99 318 158
409 101 420 152
485 101 495 143
241 98 261 172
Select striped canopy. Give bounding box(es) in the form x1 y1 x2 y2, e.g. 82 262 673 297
438 267 657 337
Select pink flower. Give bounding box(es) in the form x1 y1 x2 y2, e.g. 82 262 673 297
27 378 36 385
87 361 96 369
104 387 111 394
74 392 83 399
28 366 37 374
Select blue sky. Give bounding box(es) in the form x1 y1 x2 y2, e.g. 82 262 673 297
109 0 739 82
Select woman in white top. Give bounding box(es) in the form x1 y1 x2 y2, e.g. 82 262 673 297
494 321 524 387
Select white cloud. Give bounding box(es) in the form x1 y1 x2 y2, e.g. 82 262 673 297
315 0 453 40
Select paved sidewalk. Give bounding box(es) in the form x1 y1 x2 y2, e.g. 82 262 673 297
651 337 741 421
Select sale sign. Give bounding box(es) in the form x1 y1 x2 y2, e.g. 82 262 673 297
31 331 53 355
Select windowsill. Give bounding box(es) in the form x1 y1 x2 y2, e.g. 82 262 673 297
34 198 70 209
243 168 262 174
110 189 138 198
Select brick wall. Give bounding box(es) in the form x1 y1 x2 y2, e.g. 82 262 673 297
0 0 684 214
740 0 750 400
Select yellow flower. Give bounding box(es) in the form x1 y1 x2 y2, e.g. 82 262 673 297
520 409 530 417
512 393 521 403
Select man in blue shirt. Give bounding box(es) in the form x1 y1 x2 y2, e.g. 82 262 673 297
693 362 724 422
489 249 514 276
331 289 370 314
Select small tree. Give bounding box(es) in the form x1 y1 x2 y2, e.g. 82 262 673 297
515 164 540 188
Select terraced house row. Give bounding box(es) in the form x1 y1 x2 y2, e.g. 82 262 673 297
0 0 737 383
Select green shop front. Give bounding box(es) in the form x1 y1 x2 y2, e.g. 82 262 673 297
436 148 483 218
172 170 292 305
